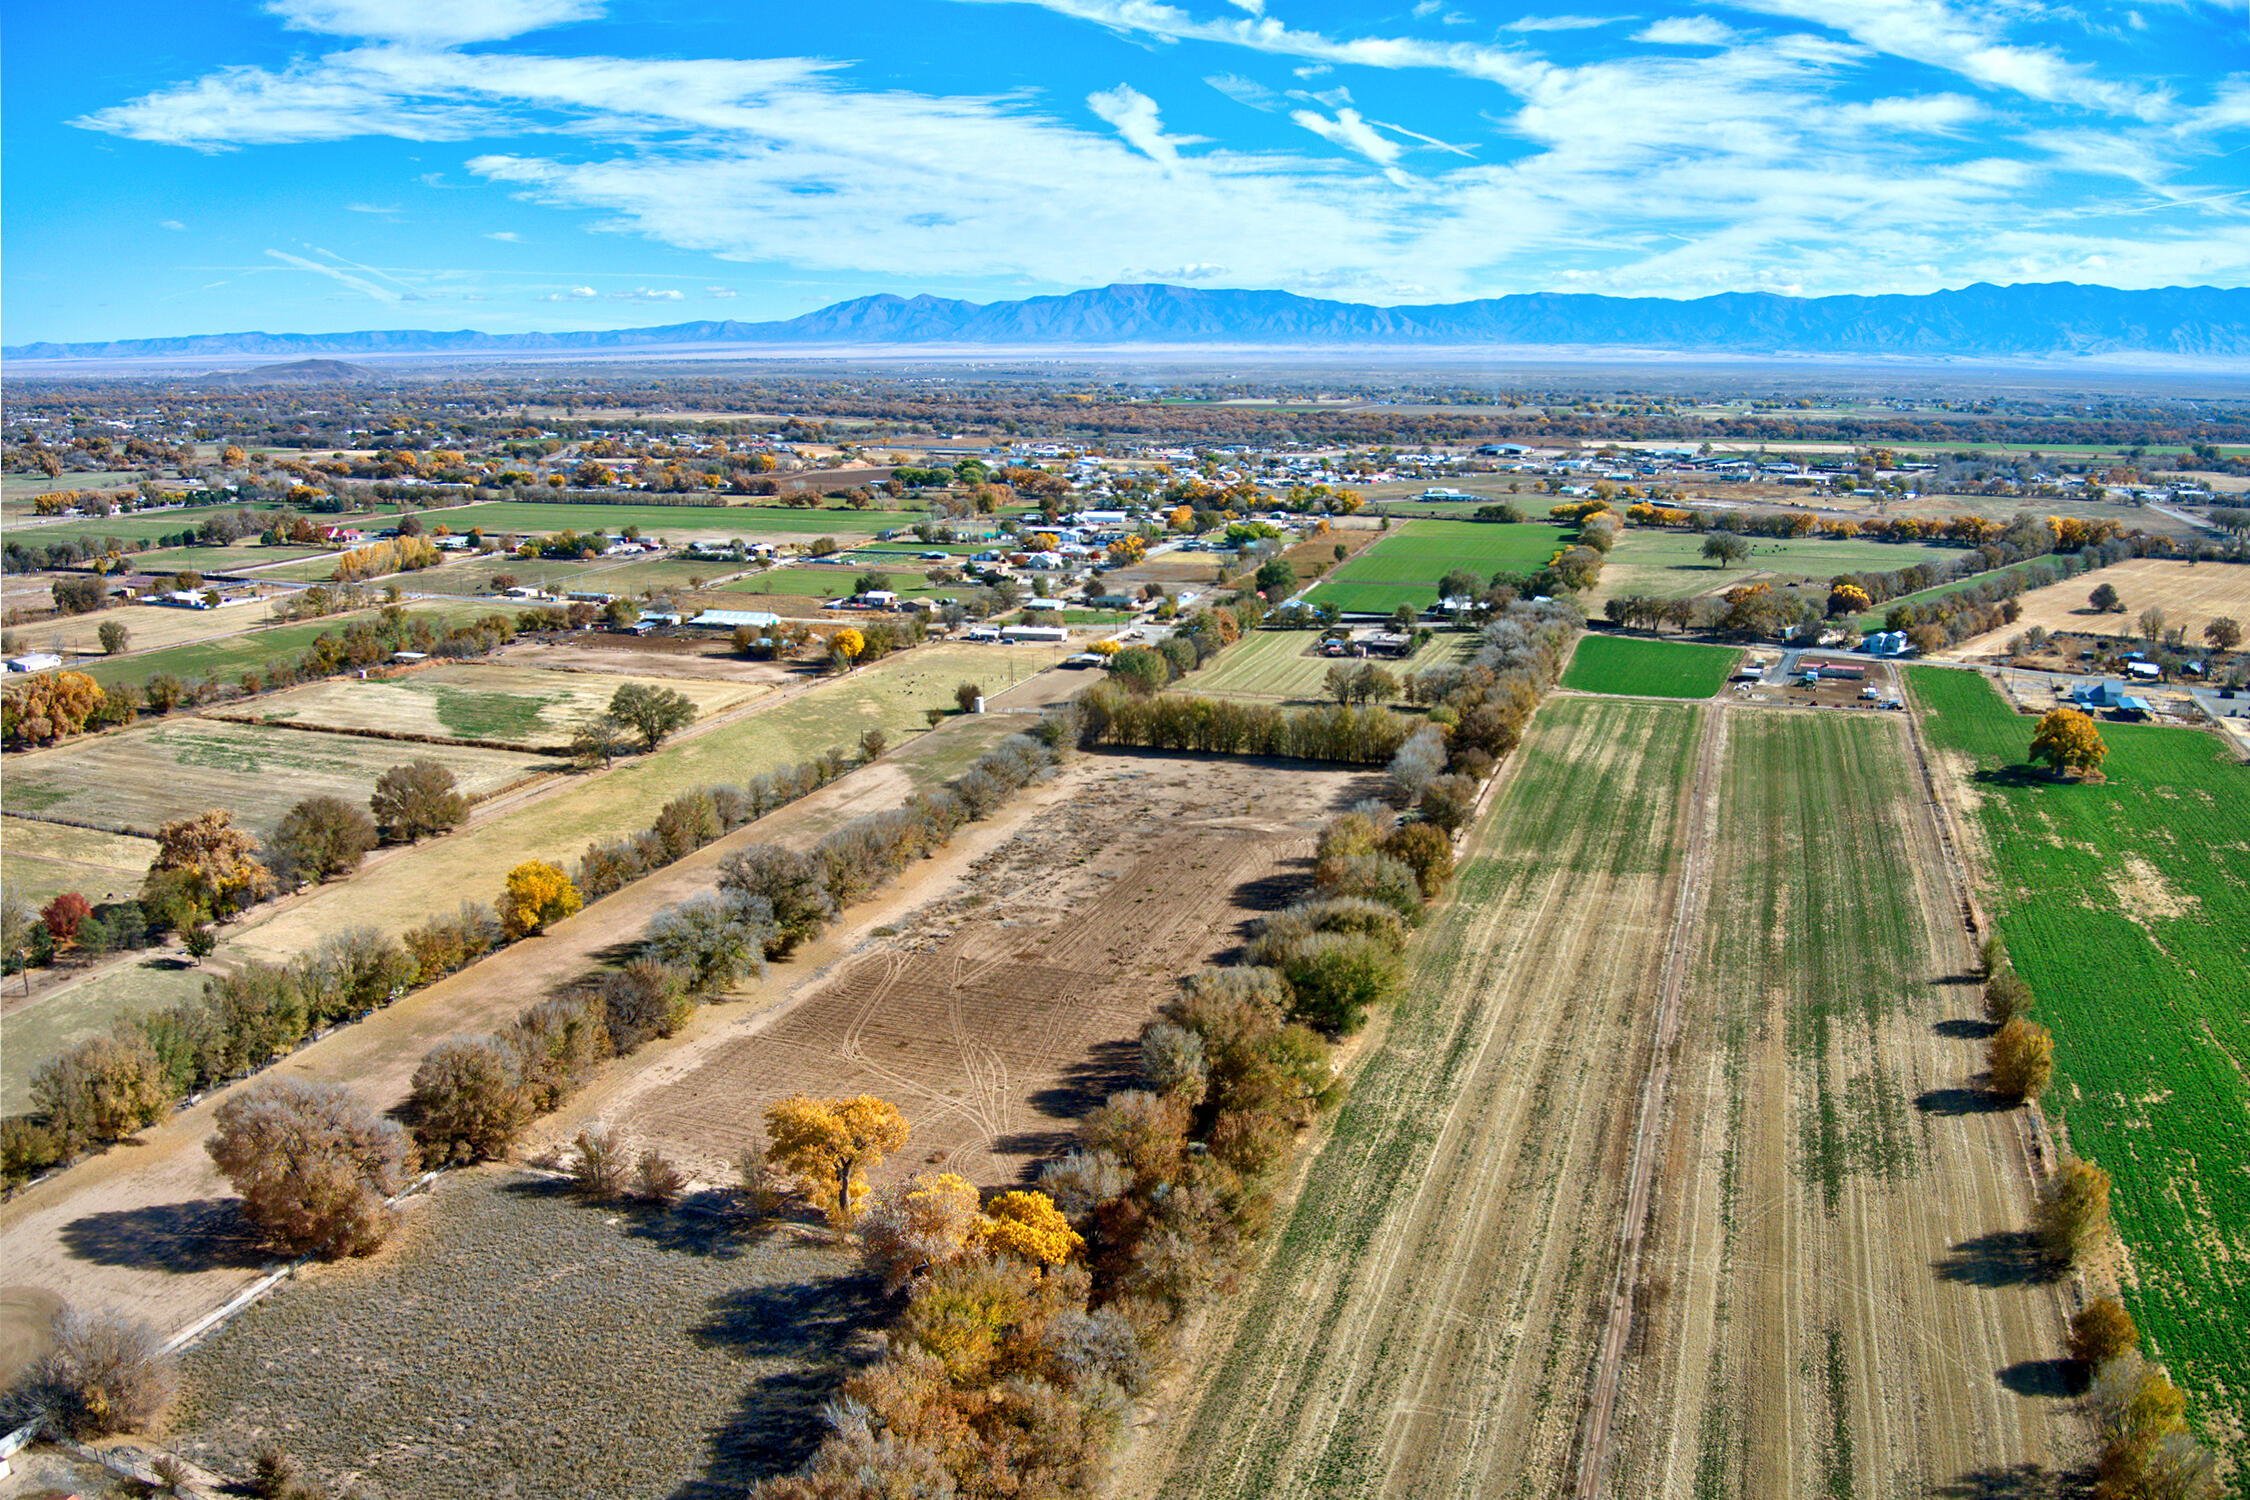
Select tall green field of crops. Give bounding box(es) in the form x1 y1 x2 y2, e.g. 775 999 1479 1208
1908 665 2250 1464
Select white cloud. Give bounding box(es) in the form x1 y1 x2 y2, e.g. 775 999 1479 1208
1498 14 1617 31
158 219 186 230
540 285 599 300
264 0 602 46
265 247 401 303
1291 106 1411 184
1205 72 1281 109
611 286 685 300
1088 83 1189 166
346 201 401 213
1636 17 1740 46
484 229 523 240
706 286 738 297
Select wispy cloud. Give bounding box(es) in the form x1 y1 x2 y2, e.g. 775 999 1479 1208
1088 83 1193 166
540 285 598 300
611 286 684 300
1636 17 1738 46
264 0 602 46
484 229 523 240
158 219 186 231
706 285 738 297
264 247 401 303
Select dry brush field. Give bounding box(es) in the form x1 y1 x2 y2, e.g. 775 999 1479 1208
225 662 766 747
1941 556 2250 655
1146 698 2075 1500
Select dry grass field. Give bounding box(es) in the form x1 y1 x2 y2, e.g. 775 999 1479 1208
0 815 155 907
1 719 553 836
1142 698 2074 1500
1942 557 2250 656
170 1169 878 1500
597 753 1381 1188
5 599 284 662
229 663 767 747
1189 629 1474 702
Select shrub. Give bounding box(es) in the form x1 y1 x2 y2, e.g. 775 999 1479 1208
1983 969 2035 1025
207 1078 414 1258
408 1036 530 1164
1381 822 1455 897
601 957 692 1053
643 891 773 992
33 1305 176 1437
1988 1017 2054 1102
1 1115 64 1188
1416 774 1476 834
506 994 609 1110
31 1032 176 1148
569 1125 631 1201
2070 1296 2140 1368
1278 933 1402 1035
955 681 984 713
861 1171 983 1292
717 845 836 956
1314 851 1424 922
1139 1022 1208 1103
2036 1155 2113 1266
636 1147 688 1206
251 1447 300 1499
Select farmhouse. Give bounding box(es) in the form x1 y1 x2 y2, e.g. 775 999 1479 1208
2072 680 2153 718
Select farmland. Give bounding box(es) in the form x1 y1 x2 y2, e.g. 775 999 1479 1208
231 663 765 747
600 753 1379 1187
73 602 500 689
2 959 210 1116
1301 519 1565 613
1909 665 2250 1463
1599 528 1960 603
1189 627 1475 702
418 499 944 541
717 564 946 599
1145 698 2073 1499
1 718 552 836
1562 632 1741 697
0 816 155 907
6 600 286 663
1942 556 2250 652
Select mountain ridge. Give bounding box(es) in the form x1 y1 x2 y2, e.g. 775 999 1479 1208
11 281 2250 362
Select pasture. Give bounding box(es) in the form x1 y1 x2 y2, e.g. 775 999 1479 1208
2 509 274 552
1910 666 2250 1461
1562 632 1741 697
118 543 322 574
1599 528 1959 602
1189 628 1474 701
1301 519 1565 613
237 663 764 747
0 959 209 1116
1 719 552 836
0 815 155 907
7 599 283 662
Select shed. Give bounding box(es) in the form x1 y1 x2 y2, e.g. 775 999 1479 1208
1001 625 1069 643
6 653 64 673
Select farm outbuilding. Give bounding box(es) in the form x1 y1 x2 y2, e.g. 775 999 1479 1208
687 608 781 630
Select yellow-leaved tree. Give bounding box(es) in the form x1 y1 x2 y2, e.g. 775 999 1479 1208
831 628 865 666
763 1093 908 1226
499 860 581 939
860 1171 981 1291
1827 582 1872 616
976 1189 1083 1267
144 809 275 917
2028 707 2108 780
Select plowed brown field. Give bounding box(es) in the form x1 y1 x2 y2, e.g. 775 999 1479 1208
1142 698 2078 1500
592 754 1382 1188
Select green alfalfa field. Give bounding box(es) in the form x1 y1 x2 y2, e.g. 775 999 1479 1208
1561 633 1741 698
1908 665 2250 1467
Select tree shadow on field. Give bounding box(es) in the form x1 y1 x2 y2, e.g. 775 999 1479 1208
60 1198 274 1273
1997 1358 2084 1398
1932 1230 2062 1288
1933 969 1987 988
1008 1038 1140 1170
1934 1017 1998 1040
1929 1462 2097 1499
1916 1085 2013 1117
1972 765 2051 789
673 1272 887 1499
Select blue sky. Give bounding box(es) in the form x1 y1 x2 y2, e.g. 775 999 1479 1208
6 0 2249 342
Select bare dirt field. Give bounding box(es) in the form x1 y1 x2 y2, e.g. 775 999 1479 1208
1140 698 2076 1500
590 752 1381 1189
1 718 554 837
498 636 800 684
223 662 767 747
1939 557 2250 657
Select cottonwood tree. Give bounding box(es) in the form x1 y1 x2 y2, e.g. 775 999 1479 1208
96 619 130 655
717 844 836 956
976 1189 1082 1267
2029 708 2108 780
33 1305 175 1437
608 681 697 751
2202 616 2242 651
207 1077 414 1258
1988 1017 2055 1102
499 860 580 939
408 1035 529 1163
2070 1296 2139 1369
2090 582 2123 613
31 1033 174 1148
763 1093 909 1226
270 795 379 884
1983 969 2035 1025
570 712 627 769
2036 1155 2113 1266
1703 533 1751 567
370 759 469 842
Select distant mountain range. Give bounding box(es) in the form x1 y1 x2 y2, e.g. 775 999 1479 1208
11 281 2250 363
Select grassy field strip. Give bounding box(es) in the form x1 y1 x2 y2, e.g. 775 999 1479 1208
223 642 1058 964
1908 667 2250 1471
1561 633 1742 699
1301 519 1566 613
75 602 502 690
1614 710 2074 1497
1150 698 1697 1500
231 665 764 747
0 816 157 908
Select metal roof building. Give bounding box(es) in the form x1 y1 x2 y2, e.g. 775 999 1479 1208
688 608 782 630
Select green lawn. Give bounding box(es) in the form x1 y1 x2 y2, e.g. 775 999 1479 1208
1190 628 1475 701
1562 633 1741 698
1303 520 1568 613
116 544 323 574
1908 666 2250 1466
1600 529 1959 603
6 509 281 551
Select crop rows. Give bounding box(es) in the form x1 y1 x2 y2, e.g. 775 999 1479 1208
1908 665 2250 1471
1562 633 1742 698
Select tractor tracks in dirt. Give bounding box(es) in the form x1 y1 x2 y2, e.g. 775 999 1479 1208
1573 699 1729 1498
